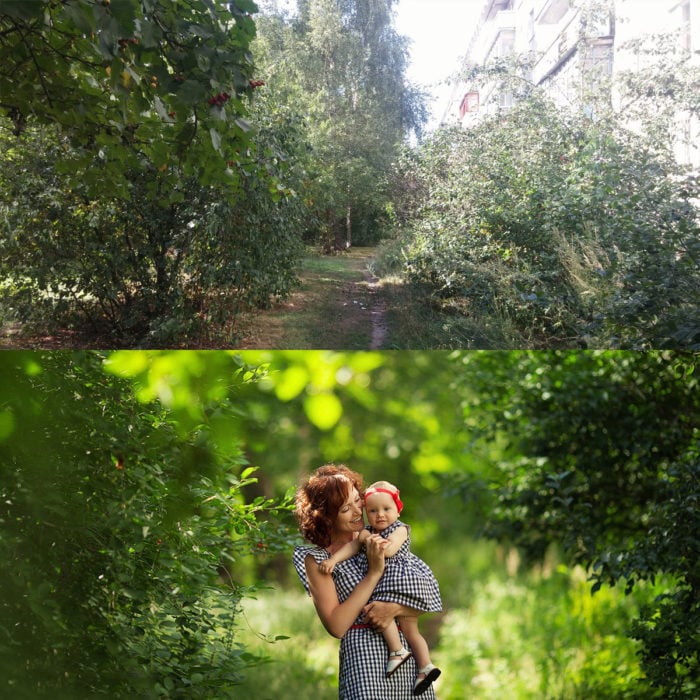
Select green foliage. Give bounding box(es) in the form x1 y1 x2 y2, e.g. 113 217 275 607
0 1 314 344
0 0 426 344
0 351 295 698
0 0 260 196
449 350 700 697
232 590 339 700
2 349 696 698
255 0 424 250
229 350 469 498
436 562 659 700
379 97 700 348
0 112 306 344
378 14 700 350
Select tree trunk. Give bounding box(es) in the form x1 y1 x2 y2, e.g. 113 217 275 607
345 200 352 249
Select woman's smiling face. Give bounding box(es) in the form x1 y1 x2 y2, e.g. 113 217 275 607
334 487 365 536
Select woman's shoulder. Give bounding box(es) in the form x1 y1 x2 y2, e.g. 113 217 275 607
292 544 330 595
293 544 328 564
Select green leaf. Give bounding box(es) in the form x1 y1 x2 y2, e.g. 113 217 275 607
60 2 96 35
176 80 208 106
0 408 15 441
303 392 343 430
0 0 44 20
109 0 137 36
230 0 259 13
104 351 150 378
274 366 309 401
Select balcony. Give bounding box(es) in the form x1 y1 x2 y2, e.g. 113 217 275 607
474 10 517 63
538 0 571 26
531 9 579 84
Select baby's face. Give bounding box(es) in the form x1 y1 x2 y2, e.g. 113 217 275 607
364 491 399 531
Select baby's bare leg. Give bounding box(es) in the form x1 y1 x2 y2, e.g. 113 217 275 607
381 619 403 653
397 615 431 668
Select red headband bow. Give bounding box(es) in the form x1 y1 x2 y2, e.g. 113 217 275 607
364 487 403 514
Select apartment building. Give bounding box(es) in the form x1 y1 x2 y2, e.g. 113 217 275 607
443 0 699 167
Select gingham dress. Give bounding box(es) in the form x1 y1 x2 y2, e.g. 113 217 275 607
293 545 437 700
369 520 442 613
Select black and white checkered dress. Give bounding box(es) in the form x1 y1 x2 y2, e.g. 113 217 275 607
293 545 438 699
369 520 442 613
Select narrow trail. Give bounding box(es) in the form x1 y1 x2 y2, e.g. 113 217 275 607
235 247 390 350
365 269 389 350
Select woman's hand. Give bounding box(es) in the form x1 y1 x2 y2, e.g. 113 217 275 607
362 601 400 631
364 533 386 576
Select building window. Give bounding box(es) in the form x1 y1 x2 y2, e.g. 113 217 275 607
460 92 480 118
498 91 514 109
539 0 570 25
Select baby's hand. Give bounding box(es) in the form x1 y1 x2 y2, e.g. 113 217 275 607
319 560 336 575
369 533 389 550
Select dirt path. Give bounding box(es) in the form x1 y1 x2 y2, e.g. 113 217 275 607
235 247 389 350
0 247 391 350
365 269 388 350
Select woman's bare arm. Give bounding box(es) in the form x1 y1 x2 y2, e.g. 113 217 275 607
362 600 422 630
318 535 364 574
306 536 386 638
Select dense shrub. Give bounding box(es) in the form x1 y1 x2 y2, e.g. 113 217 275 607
381 96 700 349
450 351 700 698
0 351 295 698
0 119 306 346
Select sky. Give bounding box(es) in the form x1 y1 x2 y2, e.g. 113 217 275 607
394 0 485 127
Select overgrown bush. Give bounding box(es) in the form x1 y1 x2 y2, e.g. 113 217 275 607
449 351 700 698
382 94 700 349
0 120 306 346
0 352 295 698
436 565 660 700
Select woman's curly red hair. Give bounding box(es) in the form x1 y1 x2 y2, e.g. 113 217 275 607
294 464 365 548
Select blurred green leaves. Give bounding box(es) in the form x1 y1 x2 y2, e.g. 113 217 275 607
0 351 286 698
1 349 697 697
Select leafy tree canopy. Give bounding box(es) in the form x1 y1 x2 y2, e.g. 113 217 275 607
450 350 700 696
0 0 260 195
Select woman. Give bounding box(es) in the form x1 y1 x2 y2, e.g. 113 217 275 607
293 464 438 699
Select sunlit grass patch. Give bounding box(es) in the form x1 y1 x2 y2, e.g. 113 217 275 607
435 565 658 700
230 555 666 700
233 589 339 700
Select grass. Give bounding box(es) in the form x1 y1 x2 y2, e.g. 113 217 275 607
375 277 519 350
231 247 557 350
233 590 340 700
235 248 378 349
0 244 569 350
232 542 664 700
